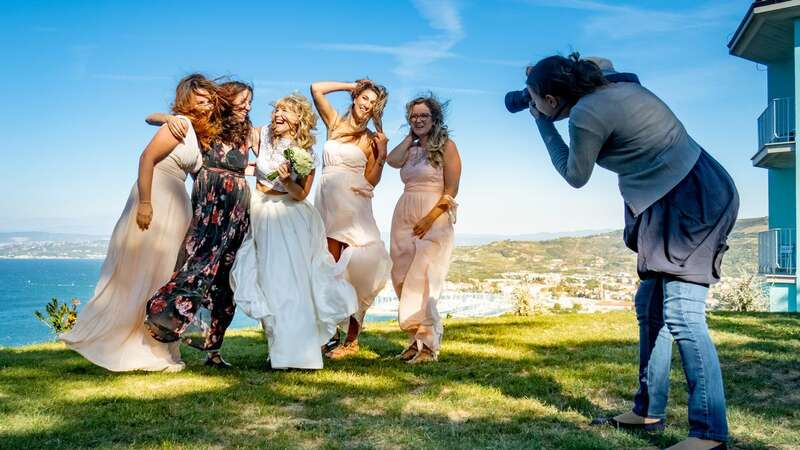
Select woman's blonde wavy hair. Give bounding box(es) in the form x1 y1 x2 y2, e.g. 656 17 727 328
271 93 318 150
331 78 388 143
406 92 450 168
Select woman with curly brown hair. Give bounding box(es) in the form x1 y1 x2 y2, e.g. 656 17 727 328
60 74 222 372
229 93 357 370
144 81 254 368
310 79 391 359
387 93 461 364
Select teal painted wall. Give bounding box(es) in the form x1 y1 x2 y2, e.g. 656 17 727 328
768 58 794 101
768 168 796 229
768 282 797 312
792 19 800 313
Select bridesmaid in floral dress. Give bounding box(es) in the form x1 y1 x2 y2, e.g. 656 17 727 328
144 81 254 368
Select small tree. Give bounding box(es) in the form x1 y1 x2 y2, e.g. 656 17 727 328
512 286 548 316
34 298 81 337
512 287 531 316
715 275 768 312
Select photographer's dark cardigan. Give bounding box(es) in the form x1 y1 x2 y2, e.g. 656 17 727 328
535 82 739 285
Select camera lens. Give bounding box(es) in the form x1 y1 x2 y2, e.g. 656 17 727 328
504 89 532 113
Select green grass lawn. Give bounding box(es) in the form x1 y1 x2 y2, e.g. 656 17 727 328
1 312 798 449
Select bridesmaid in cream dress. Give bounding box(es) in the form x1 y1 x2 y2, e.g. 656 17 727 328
387 94 461 364
60 74 222 372
230 93 357 370
310 79 391 358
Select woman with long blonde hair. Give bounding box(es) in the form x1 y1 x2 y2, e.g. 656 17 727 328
387 93 461 364
310 79 391 358
229 93 357 369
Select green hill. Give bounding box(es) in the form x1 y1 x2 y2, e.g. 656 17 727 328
449 217 766 282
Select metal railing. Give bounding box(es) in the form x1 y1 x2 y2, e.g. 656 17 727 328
758 228 796 276
758 97 795 149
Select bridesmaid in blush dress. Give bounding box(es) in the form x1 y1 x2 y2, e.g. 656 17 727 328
310 79 391 359
60 74 222 372
387 93 461 364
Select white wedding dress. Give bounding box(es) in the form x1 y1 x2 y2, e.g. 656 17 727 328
230 130 357 369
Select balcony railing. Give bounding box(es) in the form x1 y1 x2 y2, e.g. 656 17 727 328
758 97 795 149
758 228 796 276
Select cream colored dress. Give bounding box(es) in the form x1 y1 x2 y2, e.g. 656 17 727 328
230 130 357 369
390 145 455 353
60 117 201 371
314 139 391 324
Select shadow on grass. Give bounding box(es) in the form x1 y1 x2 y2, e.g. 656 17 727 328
1 313 797 450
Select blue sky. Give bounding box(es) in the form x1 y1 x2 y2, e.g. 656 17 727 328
1 0 767 236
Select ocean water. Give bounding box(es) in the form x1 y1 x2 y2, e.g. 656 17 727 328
0 259 512 348
0 259 259 348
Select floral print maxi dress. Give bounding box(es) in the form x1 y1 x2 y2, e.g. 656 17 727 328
145 142 251 351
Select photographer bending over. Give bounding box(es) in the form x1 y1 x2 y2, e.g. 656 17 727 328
523 53 737 450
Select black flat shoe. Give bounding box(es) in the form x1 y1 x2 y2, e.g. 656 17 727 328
204 354 232 369
660 443 726 450
591 416 666 432
322 333 341 354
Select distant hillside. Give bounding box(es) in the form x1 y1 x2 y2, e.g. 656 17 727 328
448 216 766 282
0 232 107 244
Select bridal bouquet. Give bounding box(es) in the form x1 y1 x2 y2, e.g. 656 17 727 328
266 146 315 180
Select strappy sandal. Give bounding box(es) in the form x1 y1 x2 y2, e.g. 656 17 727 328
325 339 359 359
395 344 418 361
204 353 232 368
407 345 437 364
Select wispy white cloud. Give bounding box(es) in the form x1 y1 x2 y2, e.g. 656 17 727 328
252 80 310 88
463 57 527 68
521 0 743 39
91 74 170 82
69 44 98 79
305 0 464 79
422 85 497 95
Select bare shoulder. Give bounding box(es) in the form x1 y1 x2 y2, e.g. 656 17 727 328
444 139 460 156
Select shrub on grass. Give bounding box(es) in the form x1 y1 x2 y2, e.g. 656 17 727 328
34 297 80 337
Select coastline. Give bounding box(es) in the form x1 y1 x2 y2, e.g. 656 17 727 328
0 256 105 260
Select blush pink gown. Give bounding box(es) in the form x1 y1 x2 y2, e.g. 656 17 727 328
314 139 391 325
390 145 455 354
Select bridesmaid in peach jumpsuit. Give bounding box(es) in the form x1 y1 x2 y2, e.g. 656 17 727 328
387 93 461 364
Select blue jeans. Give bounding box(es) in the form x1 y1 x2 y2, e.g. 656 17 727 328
632 277 729 442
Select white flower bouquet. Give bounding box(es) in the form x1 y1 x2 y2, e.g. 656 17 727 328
266 146 315 180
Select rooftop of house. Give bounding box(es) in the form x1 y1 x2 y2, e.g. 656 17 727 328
729 0 800 63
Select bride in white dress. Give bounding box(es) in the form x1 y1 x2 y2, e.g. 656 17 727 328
60 74 221 372
230 93 357 370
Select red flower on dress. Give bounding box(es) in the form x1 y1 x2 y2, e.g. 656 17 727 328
149 298 167 314
223 177 234 193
